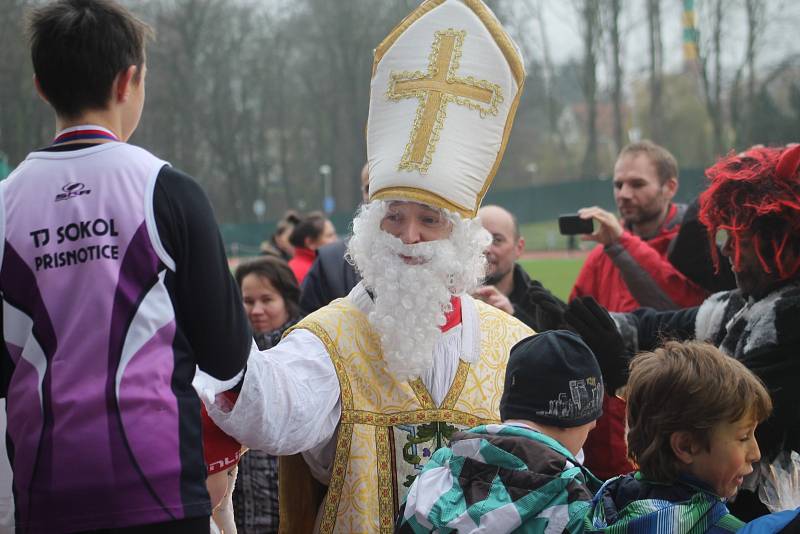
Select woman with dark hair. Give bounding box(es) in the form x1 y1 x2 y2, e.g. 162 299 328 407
287 211 337 284
231 256 303 533
261 210 300 261
236 256 302 349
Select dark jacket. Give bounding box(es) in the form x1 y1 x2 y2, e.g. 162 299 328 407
299 240 361 315
614 282 800 461
667 199 736 294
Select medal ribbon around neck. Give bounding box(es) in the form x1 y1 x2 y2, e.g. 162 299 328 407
52 125 119 145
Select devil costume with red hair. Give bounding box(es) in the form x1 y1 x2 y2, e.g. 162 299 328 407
564 144 800 522
700 145 800 283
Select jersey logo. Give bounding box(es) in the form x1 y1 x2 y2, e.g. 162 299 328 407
55 182 91 202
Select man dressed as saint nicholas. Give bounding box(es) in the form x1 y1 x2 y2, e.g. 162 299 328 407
198 1 533 532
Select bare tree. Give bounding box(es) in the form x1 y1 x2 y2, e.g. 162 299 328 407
4 0 798 226
697 0 727 156
499 0 570 154
534 0 571 153
0 0 51 165
647 0 664 143
607 0 625 153
577 0 601 178
730 0 766 148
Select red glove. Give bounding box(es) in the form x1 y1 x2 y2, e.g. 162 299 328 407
201 402 241 474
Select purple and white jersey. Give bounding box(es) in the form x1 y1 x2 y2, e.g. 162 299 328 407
0 142 211 532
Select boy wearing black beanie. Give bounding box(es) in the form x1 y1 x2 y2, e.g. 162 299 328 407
396 330 603 534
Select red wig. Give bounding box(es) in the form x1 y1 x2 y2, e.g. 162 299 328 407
699 144 800 280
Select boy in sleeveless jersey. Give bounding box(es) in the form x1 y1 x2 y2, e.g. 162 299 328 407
0 1 251 532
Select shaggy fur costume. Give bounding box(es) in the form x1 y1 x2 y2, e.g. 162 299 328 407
615 281 800 461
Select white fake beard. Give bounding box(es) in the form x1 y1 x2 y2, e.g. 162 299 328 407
346 201 491 381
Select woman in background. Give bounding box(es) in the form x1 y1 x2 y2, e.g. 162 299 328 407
287 211 337 284
261 210 300 262
232 256 302 533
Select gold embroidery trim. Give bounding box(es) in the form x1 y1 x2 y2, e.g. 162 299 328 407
476 77 524 211
319 422 354 534
408 377 436 410
375 426 395 534
285 301 510 532
286 310 357 534
341 408 495 428
461 0 526 85
371 187 472 218
386 29 503 174
440 359 470 410
288 320 355 412
374 0 525 86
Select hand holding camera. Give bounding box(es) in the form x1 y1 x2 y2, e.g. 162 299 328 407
559 207 623 246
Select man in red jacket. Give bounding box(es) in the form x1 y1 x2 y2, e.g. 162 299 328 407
571 140 707 312
569 140 708 480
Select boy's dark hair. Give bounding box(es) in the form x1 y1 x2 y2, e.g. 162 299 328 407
289 211 329 249
234 256 300 320
28 0 153 118
627 341 772 483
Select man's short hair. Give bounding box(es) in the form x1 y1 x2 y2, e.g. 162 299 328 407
619 140 678 185
28 0 153 118
626 341 771 483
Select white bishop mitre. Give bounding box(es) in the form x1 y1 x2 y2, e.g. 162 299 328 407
367 0 525 218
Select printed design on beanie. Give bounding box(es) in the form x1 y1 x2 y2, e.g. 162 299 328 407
502 330 604 427
535 377 604 423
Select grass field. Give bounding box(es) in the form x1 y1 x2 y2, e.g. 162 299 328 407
519 257 585 301
516 218 589 300
519 220 571 251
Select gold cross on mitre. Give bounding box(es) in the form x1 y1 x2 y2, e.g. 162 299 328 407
387 29 503 174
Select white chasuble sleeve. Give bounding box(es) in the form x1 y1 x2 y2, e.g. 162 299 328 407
204 329 342 455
